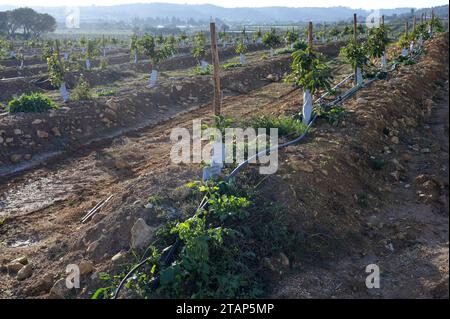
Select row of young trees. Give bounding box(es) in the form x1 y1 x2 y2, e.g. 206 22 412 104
0 8 56 39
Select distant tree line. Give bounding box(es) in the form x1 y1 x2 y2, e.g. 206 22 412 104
0 7 56 39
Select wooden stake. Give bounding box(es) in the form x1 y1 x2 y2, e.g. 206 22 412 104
209 22 221 116
405 21 409 36
308 21 313 49
381 15 385 26
413 15 417 31
353 13 358 85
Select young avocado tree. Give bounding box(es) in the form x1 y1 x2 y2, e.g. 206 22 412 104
284 28 298 48
235 40 246 65
164 34 178 57
84 39 97 70
328 26 340 43
262 28 281 57
139 34 168 87
285 46 333 124
192 31 207 69
254 28 263 44
340 38 368 86
130 33 139 64
47 40 69 102
366 25 389 71
17 47 24 70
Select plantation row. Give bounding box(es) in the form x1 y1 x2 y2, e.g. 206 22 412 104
90 16 448 299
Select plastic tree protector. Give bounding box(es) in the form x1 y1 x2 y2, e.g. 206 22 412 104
240 53 246 65
201 60 209 70
86 59 91 70
303 89 313 124
401 48 408 57
149 69 158 87
356 67 363 85
134 51 138 64
60 83 70 103
381 53 387 72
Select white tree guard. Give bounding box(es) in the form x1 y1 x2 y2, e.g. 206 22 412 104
303 89 313 124
10 51 15 58
86 59 91 70
409 41 414 53
381 54 387 72
321 36 325 44
200 60 209 70
223 41 227 48
64 52 69 60
60 83 70 103
149 70 158 87
211 141 225 168
257 37 263 44
270 48 274 57
401 48 408 57
134 52 138 64
356 67 363 85
19 60 24 70
240 53 246 65
334 36 338 43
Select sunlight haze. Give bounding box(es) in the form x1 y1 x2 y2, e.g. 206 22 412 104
0 0 448 9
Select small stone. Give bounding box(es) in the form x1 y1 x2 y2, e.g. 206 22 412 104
36 130 49 139
130 218 155 250
423 180 438 189
420 148 430 153
7 262 25 273
10 154 22 164
32 119 43 125
279 252 290 267
12 256 28 265
17 264 33 280
78 260 94 276
14 129 22 135
24 154 32 161
115 159 130 170
391 136 399 144
111 251 126 263
51 127 61 137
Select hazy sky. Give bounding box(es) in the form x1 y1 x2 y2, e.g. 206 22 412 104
0 0 448 9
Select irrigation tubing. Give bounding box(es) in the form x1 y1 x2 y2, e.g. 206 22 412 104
113 43 426 298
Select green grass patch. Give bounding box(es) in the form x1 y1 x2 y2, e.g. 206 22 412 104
5 93 58 113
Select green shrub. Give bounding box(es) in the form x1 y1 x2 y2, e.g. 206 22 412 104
222 62 242 70
6 93 58 113
72 74 93 100
244 115 307 137
192 64 212 75
97 88 116 97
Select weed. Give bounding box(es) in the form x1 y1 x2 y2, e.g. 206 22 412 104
6 93 58 113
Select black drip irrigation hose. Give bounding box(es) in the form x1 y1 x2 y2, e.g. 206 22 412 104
112 44 427 298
